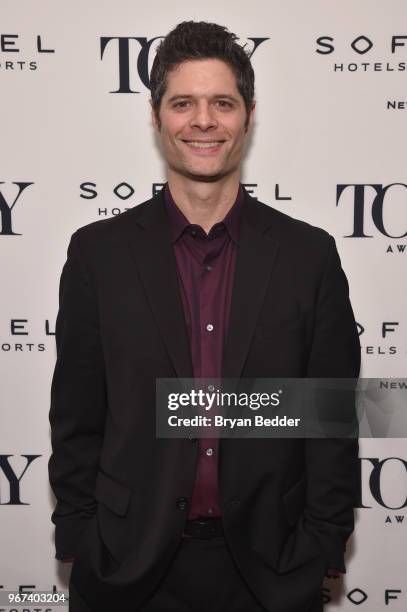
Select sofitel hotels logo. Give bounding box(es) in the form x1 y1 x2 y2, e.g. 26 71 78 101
0 318 54 353
315 34 407 73
315 35 407 110
0 34 55 72
79 181 268 217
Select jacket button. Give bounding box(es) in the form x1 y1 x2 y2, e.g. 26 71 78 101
176 497 188 510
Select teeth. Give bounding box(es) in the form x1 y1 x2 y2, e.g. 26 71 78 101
186 141 222 148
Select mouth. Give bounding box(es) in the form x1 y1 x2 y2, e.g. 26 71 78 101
181 140 225 154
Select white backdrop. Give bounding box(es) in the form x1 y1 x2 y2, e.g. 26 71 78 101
1 1 406 609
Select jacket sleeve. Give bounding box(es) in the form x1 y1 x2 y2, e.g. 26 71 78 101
304 234 361 573
48 230 107 560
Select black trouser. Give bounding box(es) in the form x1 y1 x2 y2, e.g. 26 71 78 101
69 535 267 611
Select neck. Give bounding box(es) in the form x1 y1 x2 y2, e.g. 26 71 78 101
167 169 241 234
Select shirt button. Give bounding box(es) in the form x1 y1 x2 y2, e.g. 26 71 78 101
190 229 197 236
207 507 213 515
206 448 214 456
205 264 212 272
207 384 215 392
176 497 188 510
206 323 214 332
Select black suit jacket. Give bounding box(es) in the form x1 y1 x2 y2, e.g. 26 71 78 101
48 186 360 612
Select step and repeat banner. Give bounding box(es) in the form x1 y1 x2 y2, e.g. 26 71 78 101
1 1 406 610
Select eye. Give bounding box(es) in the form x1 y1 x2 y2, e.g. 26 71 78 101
173 100 191 109
215 100 233 108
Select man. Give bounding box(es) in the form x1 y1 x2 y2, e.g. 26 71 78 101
48 21 360 612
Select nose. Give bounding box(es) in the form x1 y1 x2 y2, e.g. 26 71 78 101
190 101 217 131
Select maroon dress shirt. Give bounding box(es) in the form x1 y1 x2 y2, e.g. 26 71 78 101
164 184 243 519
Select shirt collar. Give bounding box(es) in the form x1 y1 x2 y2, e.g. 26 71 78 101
163 183 243 245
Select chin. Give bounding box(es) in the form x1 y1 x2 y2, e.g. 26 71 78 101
184 169 227 183
183 163 228 181
169 159 231 182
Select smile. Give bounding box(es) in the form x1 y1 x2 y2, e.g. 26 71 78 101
181 140 225 154
184 141 224 148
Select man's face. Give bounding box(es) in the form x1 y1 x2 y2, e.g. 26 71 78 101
151 58 254 182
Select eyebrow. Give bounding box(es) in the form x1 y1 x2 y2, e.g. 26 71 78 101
166 94 241 104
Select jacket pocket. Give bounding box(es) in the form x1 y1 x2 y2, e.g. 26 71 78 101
283 476 306 526
95 469 132 517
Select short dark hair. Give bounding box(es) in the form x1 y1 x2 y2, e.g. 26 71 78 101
150 21 255 120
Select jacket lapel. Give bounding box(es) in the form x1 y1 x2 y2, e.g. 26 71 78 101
125 187 279 381
126 189 194 379
222 190 279 378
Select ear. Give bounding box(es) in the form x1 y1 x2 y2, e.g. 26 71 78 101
150 99 161 132
245 100 256 133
